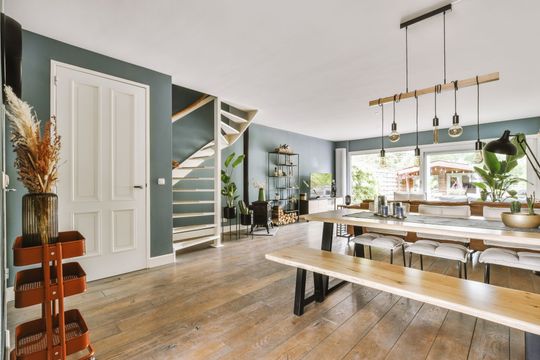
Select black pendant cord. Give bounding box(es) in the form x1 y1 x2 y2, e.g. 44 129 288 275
415 91 419 148
392 94 397 127
380 102 384 150
453 80 458 114
443 11 447 84
405 27 409 92
434 86 437 116
476 76 480 141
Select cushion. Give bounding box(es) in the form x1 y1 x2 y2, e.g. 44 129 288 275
365 227 407 237
479 248 518 264
372 236 404 250
416 232 470 243
435 243 469 262
406 240 439 256
518 252 540 267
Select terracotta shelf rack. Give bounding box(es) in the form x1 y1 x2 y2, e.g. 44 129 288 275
11 231 94 360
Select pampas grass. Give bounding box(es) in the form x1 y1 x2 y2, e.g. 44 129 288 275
4 85 61 193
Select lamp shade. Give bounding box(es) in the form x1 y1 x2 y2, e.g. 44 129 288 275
484 130 517 155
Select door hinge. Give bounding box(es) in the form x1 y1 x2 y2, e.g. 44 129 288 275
53 75 58 85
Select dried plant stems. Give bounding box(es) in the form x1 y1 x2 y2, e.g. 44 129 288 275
4 85 61 193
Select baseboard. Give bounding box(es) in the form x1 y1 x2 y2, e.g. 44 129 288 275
147 252 175 268
6 286 14 303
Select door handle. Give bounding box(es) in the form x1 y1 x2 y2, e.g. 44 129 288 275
133 185 144 189
5 188 16 192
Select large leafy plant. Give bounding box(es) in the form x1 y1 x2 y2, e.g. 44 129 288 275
221 152 245 208
473 133 527 202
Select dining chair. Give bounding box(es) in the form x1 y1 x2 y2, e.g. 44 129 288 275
405 204 471 278
479 206 540 283
351 203 409 266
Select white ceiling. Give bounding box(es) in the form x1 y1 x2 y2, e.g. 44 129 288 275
5 0 540 141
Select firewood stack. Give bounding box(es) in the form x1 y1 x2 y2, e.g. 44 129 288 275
272 206 299 225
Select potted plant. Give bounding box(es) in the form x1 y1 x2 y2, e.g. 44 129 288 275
501 193 540 228
5 86 61 247
221 152 244 219
238 200 252 226
473 139 528 202
252 180 266 202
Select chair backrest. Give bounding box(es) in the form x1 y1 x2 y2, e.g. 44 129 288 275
418 204 471 218
483 206 508 221
408 192 426 201
393 192 409 201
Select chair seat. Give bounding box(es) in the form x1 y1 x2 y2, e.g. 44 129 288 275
365 227 407 237
416 232 470 244
479 248 540 272
406 240 468 262
353 234 404 250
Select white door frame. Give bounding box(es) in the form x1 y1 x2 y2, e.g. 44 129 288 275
50 60 151 267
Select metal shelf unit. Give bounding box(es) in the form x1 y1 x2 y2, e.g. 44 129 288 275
267 151 300 214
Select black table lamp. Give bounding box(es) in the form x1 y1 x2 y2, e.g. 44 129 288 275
485 130 540 180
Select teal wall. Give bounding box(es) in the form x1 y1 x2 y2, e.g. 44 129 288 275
335 117 540 151
5 31 173 284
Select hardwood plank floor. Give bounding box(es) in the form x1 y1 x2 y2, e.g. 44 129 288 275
8 221 539 359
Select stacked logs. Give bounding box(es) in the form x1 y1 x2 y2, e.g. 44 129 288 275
272 206 298 226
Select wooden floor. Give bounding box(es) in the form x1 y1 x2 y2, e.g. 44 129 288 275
8 221 540 359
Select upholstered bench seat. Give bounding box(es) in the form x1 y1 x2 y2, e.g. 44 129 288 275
352 233 406 266
479 248 540 272
406 240 469 262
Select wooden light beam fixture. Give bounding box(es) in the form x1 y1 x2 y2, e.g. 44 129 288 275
369 72 499 107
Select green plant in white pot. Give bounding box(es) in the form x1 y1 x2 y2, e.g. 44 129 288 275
221 152 244 219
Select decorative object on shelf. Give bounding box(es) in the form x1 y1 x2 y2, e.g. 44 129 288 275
378 101 386 167
485 130 540 182
473 135 526 202
368 4 499 141
274 167 278 176
502 200 540 229
413 92 421 167
221 152 244 218
253 179 266 201
5 86 62 248
388 95 400 143
473 77 484 163
448 81 463 138
275 144 293 154
171 160 180 169
432 85 441 144
345 195 352 205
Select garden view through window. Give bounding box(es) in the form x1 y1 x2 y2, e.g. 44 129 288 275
350 149 527 203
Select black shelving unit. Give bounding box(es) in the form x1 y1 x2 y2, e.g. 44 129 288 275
267 151 300 216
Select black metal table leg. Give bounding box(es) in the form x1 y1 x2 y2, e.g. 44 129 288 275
294 268 307 316
525 332 540 360
353 226 365 257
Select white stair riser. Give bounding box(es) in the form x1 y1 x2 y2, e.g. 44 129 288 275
173 228 215 241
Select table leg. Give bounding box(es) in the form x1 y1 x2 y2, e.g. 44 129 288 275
353 226 365 258
294 268 307 316
525 332 540 360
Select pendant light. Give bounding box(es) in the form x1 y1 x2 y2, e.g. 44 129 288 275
414 91 421 167
432 85 441 144
388 94 400 142
448 80 463 137
473 76 484 163
379 101 387 167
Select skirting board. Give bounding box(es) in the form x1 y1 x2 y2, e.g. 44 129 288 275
148 252 176 268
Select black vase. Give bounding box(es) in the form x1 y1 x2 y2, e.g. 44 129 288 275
240 213 252 226
22 193 58 247
223 206 237 219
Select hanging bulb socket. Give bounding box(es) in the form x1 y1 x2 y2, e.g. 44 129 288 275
389 122 400 143
432 116 440 144
414 147 421 166
449 113 463 137
379 149 387 167
473 140 484 164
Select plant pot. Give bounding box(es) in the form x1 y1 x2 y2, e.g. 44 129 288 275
240 213 252 226
223 206 237 219
22 193 58 247
501 212 540 229
258 188 266 202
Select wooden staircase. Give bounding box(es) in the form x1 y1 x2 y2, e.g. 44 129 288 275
171 97 256 252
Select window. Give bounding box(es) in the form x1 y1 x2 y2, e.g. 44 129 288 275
350 150 417 203
426 150 527 202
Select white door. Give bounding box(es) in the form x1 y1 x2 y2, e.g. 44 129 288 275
53 62 148 281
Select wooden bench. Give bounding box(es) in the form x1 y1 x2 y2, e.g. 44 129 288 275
266 245 540 359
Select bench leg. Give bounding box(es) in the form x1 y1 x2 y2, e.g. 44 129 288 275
420 255 424 270
390 249 393 264
525 332 540 360
369 246 373 260
408 252 413 268
484 263 491 284
354 243 364 258
402 245 407 267
294 268 307 316
463 262 468 280
458 261 463 279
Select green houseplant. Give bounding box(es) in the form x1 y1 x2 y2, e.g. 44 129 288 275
473 134 527 202
221 152 244 219
238 200 252 226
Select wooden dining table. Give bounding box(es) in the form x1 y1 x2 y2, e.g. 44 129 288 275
302 208 540 303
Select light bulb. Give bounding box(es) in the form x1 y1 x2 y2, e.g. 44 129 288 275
388 122 400 142
473 140 484 164
448 113 463 137
414 147 421 167
379 149 386 167
432 116 439 144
